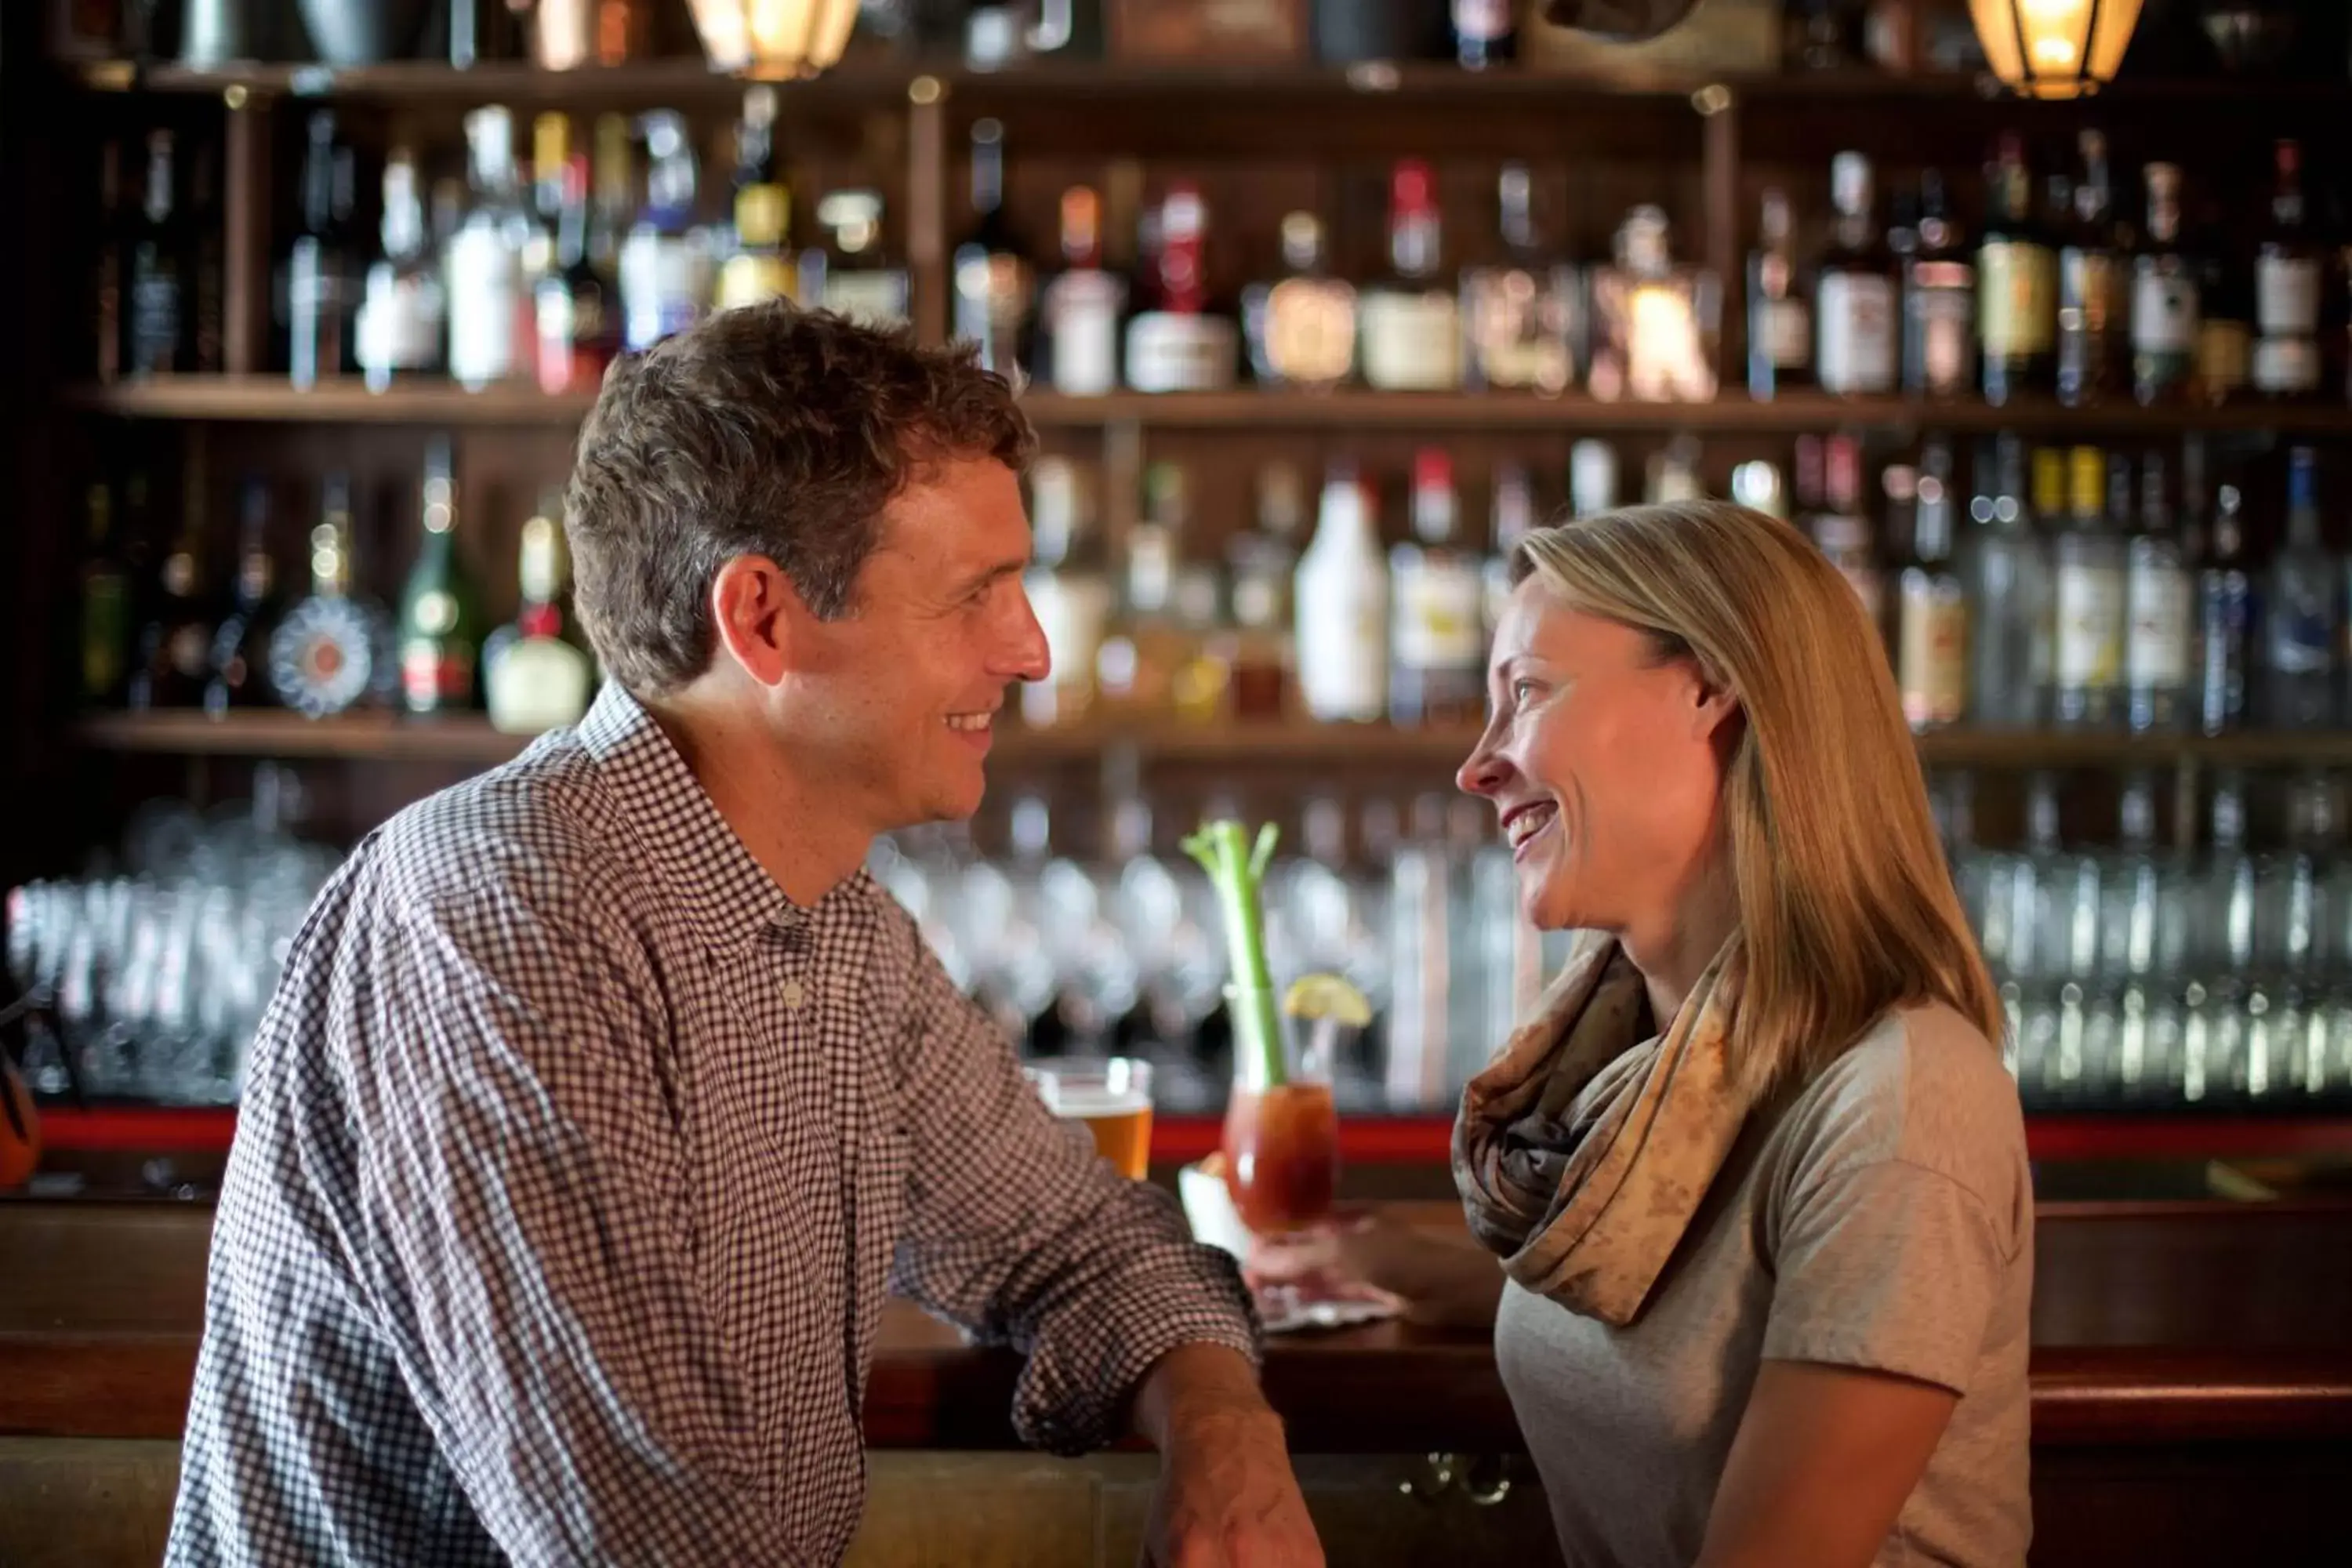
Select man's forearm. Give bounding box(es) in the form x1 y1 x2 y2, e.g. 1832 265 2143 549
1129 1341 1279 1451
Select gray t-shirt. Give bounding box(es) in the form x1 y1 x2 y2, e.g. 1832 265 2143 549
1494 1003 2033 1568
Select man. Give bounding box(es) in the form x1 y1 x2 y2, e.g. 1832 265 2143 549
167 303 1322 1567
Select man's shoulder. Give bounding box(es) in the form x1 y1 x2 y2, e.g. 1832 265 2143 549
364 734 636 935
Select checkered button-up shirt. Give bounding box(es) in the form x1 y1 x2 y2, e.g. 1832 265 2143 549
166 684 1258 1567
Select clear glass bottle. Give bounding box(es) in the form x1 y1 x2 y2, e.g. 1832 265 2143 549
1019 456 1109 731
619 110 710 354
1896 438 1966 731
1748 187 1812 400
267 473 393 717
2264 445 2337 728
2194 474 2253 736
1388 448 1486 728
205 477 285 714
445 106 528 390
1461 162 1575 395
1963 435 2046 728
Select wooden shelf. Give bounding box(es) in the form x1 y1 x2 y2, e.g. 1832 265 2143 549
71 710 2352 771
69 56 2352 111
64 378 2352 435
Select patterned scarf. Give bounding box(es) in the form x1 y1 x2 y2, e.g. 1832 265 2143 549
1452 931 1759 1327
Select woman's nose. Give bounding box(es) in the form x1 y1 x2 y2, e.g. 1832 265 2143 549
1457 736 1512 799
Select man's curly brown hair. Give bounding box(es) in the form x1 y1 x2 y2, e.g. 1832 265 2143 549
563 302 1036 696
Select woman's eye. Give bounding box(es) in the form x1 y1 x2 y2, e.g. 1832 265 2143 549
1511 678 1541 704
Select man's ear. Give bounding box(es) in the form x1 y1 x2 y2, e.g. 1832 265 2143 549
707 555 812 688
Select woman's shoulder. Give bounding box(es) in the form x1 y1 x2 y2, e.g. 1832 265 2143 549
1771 1003 2030 1224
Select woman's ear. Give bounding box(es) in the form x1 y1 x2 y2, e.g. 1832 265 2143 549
1690 661 1743 743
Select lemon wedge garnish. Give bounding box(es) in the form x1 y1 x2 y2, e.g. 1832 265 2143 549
1282 972 1373 1029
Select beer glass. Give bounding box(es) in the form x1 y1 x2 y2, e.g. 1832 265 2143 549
1024 1057 1154 1179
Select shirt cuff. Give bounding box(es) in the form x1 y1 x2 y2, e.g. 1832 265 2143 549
1011 1243 1262 1457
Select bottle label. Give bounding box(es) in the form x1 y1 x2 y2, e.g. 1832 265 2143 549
1264 278 1358 387
2253 335 2321 394
2257 256 2321 336
486 637 593 736
2055 563 2125 688
622 234 711 353
2198 320 2252 394
2132 268 2199 354
1047 270 1125 395
1909 280 1975 394
1360 290 1462 390
401 637 475 713
1394 560 1486 672
1980 241 2056 356
358 267 445 375
1898 581 1968 727
129 256 181 371
2060 249 2120 332
2197 571 2250 730
1297 572 1388 721
1452 0 1512 40
1766 297 1812 368
2267 588 2333 676
2125 564 2193 687
1815 272 1896 393
1464 267 1573 392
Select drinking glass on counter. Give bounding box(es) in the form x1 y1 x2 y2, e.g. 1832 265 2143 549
1024 1056 1155 1180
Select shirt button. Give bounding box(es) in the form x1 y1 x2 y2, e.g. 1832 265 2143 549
781 978 806 1011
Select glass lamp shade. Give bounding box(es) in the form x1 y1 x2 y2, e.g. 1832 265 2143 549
686 0 862 76
1968 0 2145 99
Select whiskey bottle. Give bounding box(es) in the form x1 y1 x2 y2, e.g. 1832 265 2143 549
285 111 356 390
1359 161 1461 392
1979 132 2056 407
1815 152 1896 397
1895 440 1966 731
2056 129 2125 408
2130 164 2199 407
1242 211 1356 392
1461 163 1574 395
397 437 484 715
2253 139 2323 401
807 190 909 330
1747 187 1811 400
1903 170 1976 400
951 118 1032 378
714 86 795 313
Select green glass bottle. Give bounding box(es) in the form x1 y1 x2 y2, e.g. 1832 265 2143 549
78 481 131 706
397 435 483 714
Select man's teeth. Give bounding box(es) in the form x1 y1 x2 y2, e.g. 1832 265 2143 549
946 712 993 732
1507 806 1556 848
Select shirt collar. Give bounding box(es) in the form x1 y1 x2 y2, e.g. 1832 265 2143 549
574 681 813 953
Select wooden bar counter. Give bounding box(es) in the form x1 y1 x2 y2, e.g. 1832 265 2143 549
4 1197 2349 1566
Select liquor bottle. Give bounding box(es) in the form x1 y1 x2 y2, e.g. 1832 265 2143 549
807 190 909 330
205 477 285 714
2124 451 2191 735
619 111 709 353
397 437 483 715
951 118 1031 378
1461 164 1574 395
2056 129 2125 408
1570 437 1618 519
2052 445 2124 728
589 113 632 283
1903 171 1975 401
1124 183 1236 393
1242 211 1355 391
1747 187 1811 400
446 106 528 391
1043 185 1124 395
77 482 131 706
285 111 356 389
130 457 215 710
714 86 794 312
1963 434 2049 728
1483 459 1536 634
2264 446 2336 729
1814 152 1896 397
1896 438 1966 731
1588 206 1719 402
355 146 447 392
2131 163 2199 407
268 473 391 717
1096 462 1190 716
1389 449 1486 728
2194 473 2252 737
186 132 226 374
526 112 568 285
484 498 593 735
126 129 183 375
1226 463 1304 722
2195 198 2253 408
1018 455 1109 729
535 151 619 395
1979 132 2056 407
1810 434 1880 626
1295 462 1389 724
2253 140 2323 401
1359 161 1461 392
1168 564 1233 725
1453 0 1515 68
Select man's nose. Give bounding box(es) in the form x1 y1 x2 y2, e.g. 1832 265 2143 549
1001 586 1052 684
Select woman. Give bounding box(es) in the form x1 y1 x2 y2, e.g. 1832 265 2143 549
1305 499 2031 1567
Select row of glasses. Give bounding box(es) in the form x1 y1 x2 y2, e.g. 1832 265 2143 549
5 794 337 1106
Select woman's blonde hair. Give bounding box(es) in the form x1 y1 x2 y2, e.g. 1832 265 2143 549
1512 499 2004 1090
